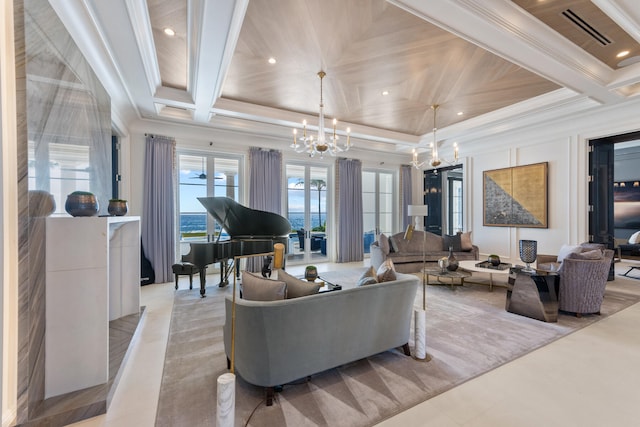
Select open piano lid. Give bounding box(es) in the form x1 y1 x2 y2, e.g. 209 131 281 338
198 197 291 238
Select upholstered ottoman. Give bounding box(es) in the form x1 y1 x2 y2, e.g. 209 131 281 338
172 262 200 290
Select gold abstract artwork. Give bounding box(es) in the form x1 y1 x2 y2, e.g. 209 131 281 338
483 162 548 228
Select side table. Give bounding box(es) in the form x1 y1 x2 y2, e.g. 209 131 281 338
506 266 559 322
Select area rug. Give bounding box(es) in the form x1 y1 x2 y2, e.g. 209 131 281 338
155 267 640 427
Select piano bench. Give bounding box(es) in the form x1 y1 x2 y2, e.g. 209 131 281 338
172 262 200 290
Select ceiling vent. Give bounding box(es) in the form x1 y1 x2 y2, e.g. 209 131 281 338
561 9 611 46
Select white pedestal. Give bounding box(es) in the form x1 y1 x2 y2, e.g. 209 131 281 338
414 308 427 360
216 373 235 427
45 216 140 398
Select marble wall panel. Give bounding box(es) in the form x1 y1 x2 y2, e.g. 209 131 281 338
15 0 111 424
24 0 111 213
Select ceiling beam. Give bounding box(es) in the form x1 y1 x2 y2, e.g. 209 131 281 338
188 0 248 122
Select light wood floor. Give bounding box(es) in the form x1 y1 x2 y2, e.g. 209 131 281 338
69 261 640 427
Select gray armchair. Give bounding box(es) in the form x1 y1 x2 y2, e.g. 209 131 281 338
556 249 614 317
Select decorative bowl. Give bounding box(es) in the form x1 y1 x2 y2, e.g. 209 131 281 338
108 199 128 216
28 190 56 217
65 191 99 217
488 254 501 266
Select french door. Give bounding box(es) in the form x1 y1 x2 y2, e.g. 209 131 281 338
286 164 329 264
362 170 394 253
177 153 240 246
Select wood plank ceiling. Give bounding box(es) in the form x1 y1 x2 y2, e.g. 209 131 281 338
140 0 640 142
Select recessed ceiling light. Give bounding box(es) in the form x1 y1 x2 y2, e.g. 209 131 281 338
457 111 463 116
163 27 176 37
382 90 389 96
618 55 640 67
617 50 630 58
268 57 276 64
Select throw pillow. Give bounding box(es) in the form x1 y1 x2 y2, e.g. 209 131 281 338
376 259 397 283
459 231 473 251
389 234 406 253
442 233 462 252
557 244 581 263
276 269 321 298
241 271 286 301
568 249 603 260
629 231 640 244
378 233 390 255
357 266 378 287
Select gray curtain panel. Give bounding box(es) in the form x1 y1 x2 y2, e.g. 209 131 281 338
337 158 363 262
142 134 176 283
249 147 282 214
401 164 413 230
247 147 283 271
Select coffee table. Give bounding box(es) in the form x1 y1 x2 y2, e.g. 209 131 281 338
422 267 471 290
458 260 511 291
300 276 342 292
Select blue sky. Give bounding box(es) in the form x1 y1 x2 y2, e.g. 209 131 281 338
179 172 326 215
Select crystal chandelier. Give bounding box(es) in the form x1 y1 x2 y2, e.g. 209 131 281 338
411 104 459 169
291 71 351 158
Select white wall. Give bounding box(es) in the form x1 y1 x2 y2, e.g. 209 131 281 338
461 97 640 264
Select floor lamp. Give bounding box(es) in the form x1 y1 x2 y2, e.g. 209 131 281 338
217 245 284 427
407 205 430 361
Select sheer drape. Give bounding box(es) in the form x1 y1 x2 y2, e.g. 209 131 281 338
401 164 413 230
336 158 363 262
247 147 283 271
141 134 176 283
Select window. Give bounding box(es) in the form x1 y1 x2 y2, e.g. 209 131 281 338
177 153 240 243
363 170 394 253
286 163 328 263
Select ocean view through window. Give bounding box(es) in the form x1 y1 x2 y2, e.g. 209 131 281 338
178 153 241 242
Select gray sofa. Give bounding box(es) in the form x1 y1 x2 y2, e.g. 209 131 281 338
223 271 419 405
370 230 479 273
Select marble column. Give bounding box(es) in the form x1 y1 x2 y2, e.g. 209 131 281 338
216 373 235 427
414 308 427 359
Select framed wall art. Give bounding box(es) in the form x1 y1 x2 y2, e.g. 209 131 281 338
483 162 548 228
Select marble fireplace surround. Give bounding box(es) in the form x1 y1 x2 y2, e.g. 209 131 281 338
14 1 141 425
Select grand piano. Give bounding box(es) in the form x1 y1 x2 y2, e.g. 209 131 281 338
181 197 291 296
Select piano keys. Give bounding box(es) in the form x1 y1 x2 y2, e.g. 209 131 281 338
181 197 291 296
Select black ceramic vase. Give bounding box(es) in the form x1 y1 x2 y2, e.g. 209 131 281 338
446 246 459 271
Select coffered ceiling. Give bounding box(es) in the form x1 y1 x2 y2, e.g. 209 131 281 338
53 0 640 154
